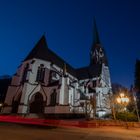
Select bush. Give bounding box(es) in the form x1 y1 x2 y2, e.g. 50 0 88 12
116 112 138 122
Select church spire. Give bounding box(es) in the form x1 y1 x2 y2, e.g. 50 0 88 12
90 19 108 66
93 18 100 44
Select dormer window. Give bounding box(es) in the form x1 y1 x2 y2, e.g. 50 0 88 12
36 64 45 83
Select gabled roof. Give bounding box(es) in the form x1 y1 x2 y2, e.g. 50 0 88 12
24 35 76 77
24 35 48 61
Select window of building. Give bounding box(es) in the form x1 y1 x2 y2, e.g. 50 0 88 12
50 89 57 106
36 64 45 83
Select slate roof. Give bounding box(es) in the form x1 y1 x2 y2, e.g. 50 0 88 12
24 35 102 79
76 64 102 80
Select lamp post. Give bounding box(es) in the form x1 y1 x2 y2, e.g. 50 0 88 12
116 93 129 111
116 93 129 128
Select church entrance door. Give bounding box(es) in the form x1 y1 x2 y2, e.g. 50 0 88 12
29 92 44 113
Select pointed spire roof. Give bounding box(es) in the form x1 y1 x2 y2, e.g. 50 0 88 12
90 19 108 66
90 18 102 54
24 35 48 61
93 18 100 44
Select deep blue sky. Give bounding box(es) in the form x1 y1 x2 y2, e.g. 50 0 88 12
0 0 140 88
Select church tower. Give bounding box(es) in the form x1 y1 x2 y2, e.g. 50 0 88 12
90 20 108 66
88 19 112 117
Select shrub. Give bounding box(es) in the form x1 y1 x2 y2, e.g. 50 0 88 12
116 112 138 122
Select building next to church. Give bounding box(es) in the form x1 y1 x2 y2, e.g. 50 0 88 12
3 21 112 118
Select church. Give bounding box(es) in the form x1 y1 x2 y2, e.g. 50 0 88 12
3 21 112 118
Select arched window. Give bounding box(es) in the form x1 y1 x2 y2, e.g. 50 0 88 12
36 64 45 83
50 89 57 106
22 63 29 83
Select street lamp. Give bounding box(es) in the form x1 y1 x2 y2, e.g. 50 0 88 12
116 93 129 128
116 93 129 110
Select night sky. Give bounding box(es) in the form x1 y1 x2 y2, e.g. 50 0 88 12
0 0 140 88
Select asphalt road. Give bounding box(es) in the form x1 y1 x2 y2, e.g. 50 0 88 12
0 123 140 140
